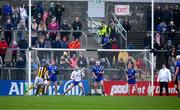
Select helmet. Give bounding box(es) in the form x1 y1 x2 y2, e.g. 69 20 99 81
40 59 47 66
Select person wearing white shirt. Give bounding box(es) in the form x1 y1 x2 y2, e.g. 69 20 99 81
63 66 85 96
157 64 172 96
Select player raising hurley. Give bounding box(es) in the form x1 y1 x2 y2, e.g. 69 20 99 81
63 66 85 96
173 55 180 97
92 61 105 96
126 61 139 96
45 59 59 95
26 59 48 96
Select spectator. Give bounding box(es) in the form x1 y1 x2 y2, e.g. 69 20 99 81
167 20 176 43
60 51 70 69
4 19 13 45
163 5 172 25
157 21 167 34
37 37 46 48
123 19 131 32
155 32 164 49
31 19 38 47
38 20 47 36
11 5 20 29
109 29 119 67
100 58 108 68
36 37 47 60
55 2 65 27
52 36 62 65
36 13 43 26
110 23 117 39
98 21 109 43
68 38 80 56
31 4 36 18
48 17 59 43
68 38 80 49
46 10 53 26
3 2 12 22
154 5 163 30
61 36 68 48
69 54 78 68
72 17 82 40
19 4 28 22
17 20 27 41
173 5 180 30
11 41 18 66
43 10 48 24
135 57 145 80
101 34 111 49
157 64 171 96
117 58 125 69
77 53 87 68
144 32 151 49
164 40 172 52
89 58 96 67
168 52 176 74
60 20 71 41
35 2 44 17
49 2 56 16
18 36 28 57
16 56 26 80
0 38 8 65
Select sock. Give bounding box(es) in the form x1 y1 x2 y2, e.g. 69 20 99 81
176 88 179 93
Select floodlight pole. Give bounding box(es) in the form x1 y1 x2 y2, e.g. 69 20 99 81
28 0 32 95
151 0 154 96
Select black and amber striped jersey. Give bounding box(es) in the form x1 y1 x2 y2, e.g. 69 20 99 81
37 65 48 78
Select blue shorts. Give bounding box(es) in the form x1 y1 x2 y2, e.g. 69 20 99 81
178 74 180 80
49 74 57 82
72 80 81 86
128 79 136 84
95 76 104 82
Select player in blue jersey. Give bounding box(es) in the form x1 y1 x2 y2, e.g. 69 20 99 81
126 61 139 96
174 55 180 97
46 59 59 95
92 61 105 95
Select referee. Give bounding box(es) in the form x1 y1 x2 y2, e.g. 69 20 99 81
157 64 172 96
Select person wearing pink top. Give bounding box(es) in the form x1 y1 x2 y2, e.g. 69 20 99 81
69 54 78 68
48 17 59 43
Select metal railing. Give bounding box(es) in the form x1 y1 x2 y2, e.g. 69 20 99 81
111 12 127 49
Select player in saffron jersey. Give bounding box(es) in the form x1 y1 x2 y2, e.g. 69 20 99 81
46 59 59 95
92 61 105 96
63 66 85 96
174 55 180 97
126 61 139 96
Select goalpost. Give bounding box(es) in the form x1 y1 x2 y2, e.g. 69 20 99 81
27 0 155 96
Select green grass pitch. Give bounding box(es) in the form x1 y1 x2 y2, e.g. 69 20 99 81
0 96 179 110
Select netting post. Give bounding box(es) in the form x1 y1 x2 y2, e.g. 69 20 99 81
151 0 154 96
28 0 32 96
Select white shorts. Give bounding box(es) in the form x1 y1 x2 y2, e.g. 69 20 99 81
34 76 44 86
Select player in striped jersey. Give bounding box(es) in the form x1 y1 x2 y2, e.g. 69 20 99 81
26 59 48 96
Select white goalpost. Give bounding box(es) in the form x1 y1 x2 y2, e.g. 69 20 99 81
27 0 155 96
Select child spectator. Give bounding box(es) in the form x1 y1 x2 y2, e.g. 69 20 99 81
11 41 18 66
